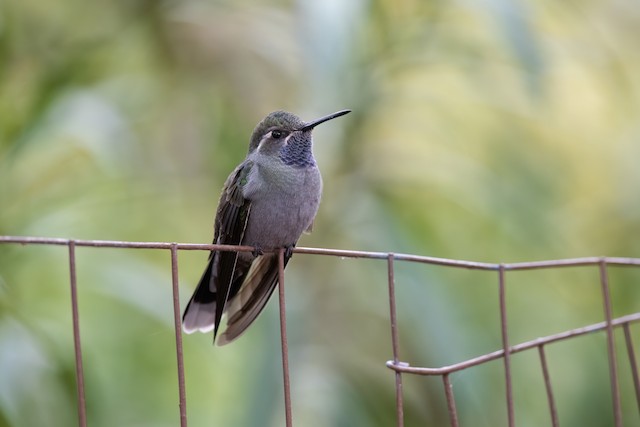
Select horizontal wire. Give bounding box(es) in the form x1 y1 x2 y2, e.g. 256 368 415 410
2 236 639 270
386 312 640 375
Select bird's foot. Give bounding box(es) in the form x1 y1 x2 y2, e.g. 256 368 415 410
284 244 296 258
252 245 264 257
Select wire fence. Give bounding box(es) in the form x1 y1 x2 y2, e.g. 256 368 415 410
1 235 639 427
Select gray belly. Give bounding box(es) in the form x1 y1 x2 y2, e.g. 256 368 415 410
242 168 322 249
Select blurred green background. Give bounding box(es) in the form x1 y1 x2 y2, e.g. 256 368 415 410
1 0 640 426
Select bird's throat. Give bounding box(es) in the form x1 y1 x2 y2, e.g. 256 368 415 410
279 134 315 167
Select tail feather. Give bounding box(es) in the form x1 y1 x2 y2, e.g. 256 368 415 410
182 252 252 335
217 253 291 345
183 251 292 344
182 257 217 334
182 300 216 334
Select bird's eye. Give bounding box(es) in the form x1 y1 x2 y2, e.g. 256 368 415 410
271 130 284 139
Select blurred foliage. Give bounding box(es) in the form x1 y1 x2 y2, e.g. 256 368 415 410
1 0 640 426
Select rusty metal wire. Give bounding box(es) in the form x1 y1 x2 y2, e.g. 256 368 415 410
1 235 639 427
277 248 293 427
67 241 87 427
170 244 188 427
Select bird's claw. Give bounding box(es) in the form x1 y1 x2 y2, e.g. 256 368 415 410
252 245 264 257
284 244 295 258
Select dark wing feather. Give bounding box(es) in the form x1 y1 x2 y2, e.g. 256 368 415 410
211 161 253 339
182 161 253 338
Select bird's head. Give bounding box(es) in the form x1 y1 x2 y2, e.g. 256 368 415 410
248 110 351 164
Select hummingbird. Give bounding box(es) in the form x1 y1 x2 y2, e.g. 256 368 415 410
182 109 351 345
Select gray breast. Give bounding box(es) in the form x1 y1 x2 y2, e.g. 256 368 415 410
242 165 322 249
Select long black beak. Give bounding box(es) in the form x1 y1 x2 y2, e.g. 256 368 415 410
299 109 351 132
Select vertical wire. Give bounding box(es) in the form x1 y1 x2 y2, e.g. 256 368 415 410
278 248 293 427
622 323 640 416
387 253 404 427
68 241 88 427
538 345 559 427
442 374 459 427
599 260 623 427
170 244 188 427
498 265 515 427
